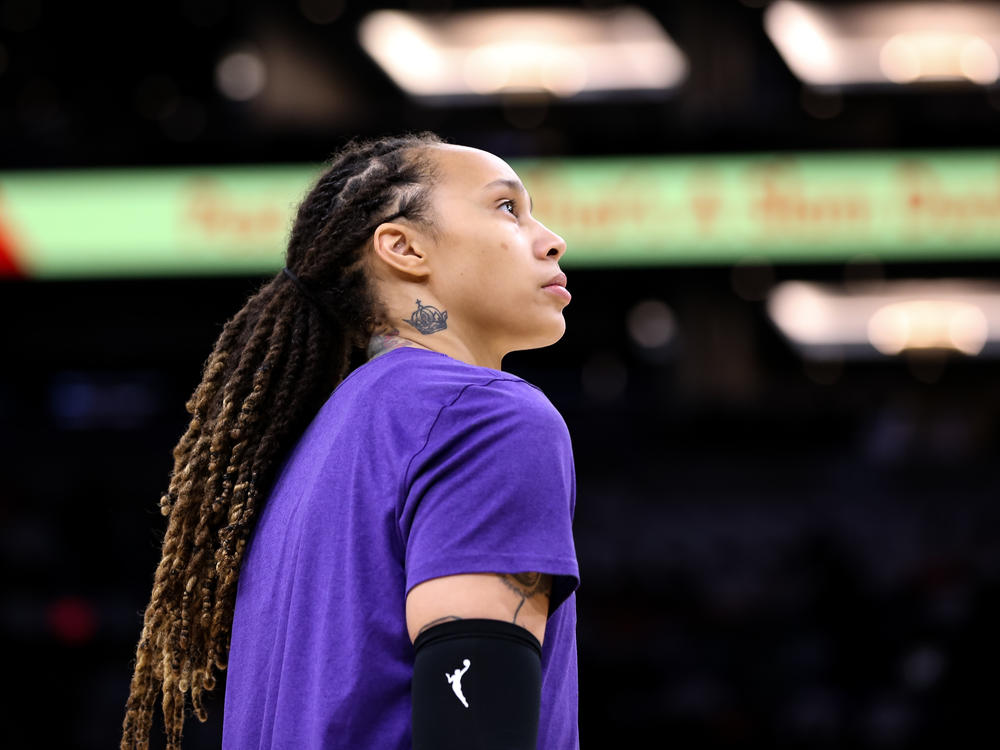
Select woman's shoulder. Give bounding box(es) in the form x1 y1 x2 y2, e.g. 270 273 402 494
360 348 564 424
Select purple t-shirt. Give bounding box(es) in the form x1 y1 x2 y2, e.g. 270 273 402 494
222 347 580 749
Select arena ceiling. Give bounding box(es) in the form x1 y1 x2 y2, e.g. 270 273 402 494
1 0 998 169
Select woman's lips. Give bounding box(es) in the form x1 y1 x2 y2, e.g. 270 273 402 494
543 283 571 302
543 271 570 301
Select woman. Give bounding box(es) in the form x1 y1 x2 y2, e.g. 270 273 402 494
121 133 579 749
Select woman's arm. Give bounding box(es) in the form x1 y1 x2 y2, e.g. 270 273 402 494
406 572 553 645
407 572 553 749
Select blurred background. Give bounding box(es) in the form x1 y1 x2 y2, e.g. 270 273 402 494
3 0 1000 747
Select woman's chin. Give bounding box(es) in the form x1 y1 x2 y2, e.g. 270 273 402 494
522 318 567 351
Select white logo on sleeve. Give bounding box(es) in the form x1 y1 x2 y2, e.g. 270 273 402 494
445 659 471 708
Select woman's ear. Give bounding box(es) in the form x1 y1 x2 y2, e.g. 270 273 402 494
371 222 431 280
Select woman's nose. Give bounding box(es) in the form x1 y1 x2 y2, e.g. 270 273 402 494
538 223 567 260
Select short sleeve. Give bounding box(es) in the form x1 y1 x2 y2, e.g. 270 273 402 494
399 378 579 615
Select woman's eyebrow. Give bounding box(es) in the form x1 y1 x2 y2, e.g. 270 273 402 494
482 178 534 212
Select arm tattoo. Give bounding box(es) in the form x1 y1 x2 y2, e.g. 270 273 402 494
366 328 407 360
416 615 463 636
498 572 552 624
403 299 448 335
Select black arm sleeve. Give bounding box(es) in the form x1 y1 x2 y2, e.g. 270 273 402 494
411 618 543 750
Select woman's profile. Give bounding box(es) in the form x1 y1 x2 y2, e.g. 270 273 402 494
121 133 579 750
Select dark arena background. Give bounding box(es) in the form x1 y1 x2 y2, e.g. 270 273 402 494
3 1 1000 747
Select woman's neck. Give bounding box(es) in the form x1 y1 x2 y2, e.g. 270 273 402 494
366 329 434 361
366 327 504 370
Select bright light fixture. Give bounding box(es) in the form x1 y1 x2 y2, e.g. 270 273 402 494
358 6 687 99
867 299 988 354
764 1 1000 87
767 279 1000 358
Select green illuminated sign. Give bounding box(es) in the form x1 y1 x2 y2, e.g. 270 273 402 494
1 151 999 278
0 166 307 278
516 152 1000 266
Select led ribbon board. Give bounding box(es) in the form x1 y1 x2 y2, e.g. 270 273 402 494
0 166 307 278
1 152 999 278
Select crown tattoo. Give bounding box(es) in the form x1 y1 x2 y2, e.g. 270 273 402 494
404 299 448 335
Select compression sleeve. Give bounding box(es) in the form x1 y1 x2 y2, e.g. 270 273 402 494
411 619 542 750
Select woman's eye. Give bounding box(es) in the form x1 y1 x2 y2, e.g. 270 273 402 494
500 199 517 216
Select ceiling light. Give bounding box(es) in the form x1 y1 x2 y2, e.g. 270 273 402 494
764 1 1000 87
767 279 1000 358
626 299 676 349
216 50 267 101
867 299 988 354
358 6 687 100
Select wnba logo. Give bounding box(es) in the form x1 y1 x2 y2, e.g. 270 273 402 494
445 659 471 708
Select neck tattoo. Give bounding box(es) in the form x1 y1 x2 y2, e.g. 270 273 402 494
367 329 408 360
404 299 448 335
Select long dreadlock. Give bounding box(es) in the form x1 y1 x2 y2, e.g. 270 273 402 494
121 132 442 749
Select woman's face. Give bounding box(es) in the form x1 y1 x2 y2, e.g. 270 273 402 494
421 144 569 358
